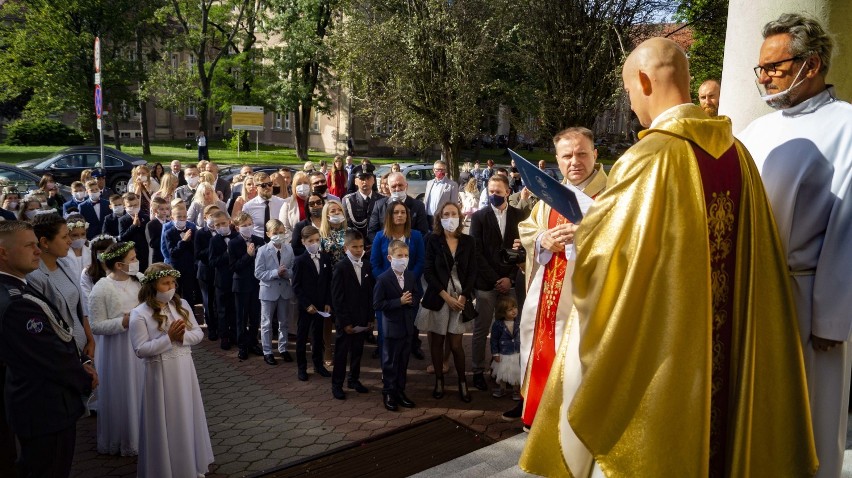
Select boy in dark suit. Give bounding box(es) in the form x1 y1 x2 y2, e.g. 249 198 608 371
209 210 238 350
195 204 221 340
330 230 375 399
62 181 88 216
101 194 124 236
146 196 169 264
163 202 197 304
79 179 110 239
373 240 422 411
116 192 150 270
228 212 265 360
292 225 332 381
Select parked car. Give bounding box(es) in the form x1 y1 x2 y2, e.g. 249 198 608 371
374 163 434 200
16 146 146 194
0 163 72 197
219 165 295 184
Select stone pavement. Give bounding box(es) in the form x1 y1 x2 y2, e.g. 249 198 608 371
70 331 523 478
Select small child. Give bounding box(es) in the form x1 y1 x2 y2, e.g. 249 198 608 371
373 240 422 411
490 295 521 400
117 192 150 271
254 219 295 365
63 181 88 216
159 198 186 264
146 196 170 265
162 202 197 304
101 194 125 236
229 212 265 360
208 210 239 349
329 229 375 400
63 213 91 280
194 204 220 340
129 263 214 477
292 225 333 381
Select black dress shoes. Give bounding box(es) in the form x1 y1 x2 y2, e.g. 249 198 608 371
371 348 380 359
280 351 293 362
472 372 488 391
383 393 398 411
237 348 248 360
502 400 523 421
297 369 309 381
411 348 425 360
264 354 278 365
220 337 232 350
208 331 219 341
432 378 444 399
314 365 331 377
458 380 472 403
332 386 346 400
396 391 415 408
250 344 264 356
348 381 369 393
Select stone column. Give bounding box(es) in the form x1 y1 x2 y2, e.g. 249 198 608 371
719 0 852 134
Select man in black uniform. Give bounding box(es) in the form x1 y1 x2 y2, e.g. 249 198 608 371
341 167 383 254
0 220 97 478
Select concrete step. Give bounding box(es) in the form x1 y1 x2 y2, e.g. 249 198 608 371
411 432 534 478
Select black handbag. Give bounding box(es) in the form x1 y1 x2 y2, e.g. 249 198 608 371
441 244 478 323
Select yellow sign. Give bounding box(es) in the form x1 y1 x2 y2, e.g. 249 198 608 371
232 105 264 131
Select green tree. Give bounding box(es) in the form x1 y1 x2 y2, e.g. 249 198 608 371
675 0 728 98
264 0 339 161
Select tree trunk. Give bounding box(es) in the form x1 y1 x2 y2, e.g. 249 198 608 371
109 103 122 151
294 102 312 160
136 29 151 155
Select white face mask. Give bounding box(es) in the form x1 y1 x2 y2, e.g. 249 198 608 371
328 214 345 225
390 257 409 273
390 190 407 202
127 206 140 216
174 220 187 230
25 210 38 220
206 218 215 229
441 217 459 232
125 260 140 275
757 61 808 110
139 175 148 182
156 288 176 304
215 226 231 236
113 205 125 216
71 238 86 249
271 234 286 245
239 225 254 238
296 184 311 199
89 191 101 202
187 176 200 188
73 191 87 201
346 250 363 263
305 242 321 255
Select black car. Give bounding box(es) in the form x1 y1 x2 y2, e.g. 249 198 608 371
0 163 72 197
17 146 147 194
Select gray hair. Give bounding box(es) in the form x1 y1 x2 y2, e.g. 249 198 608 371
763 13 833 75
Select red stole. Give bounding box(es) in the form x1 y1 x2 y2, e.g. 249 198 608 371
297 196 306 221
691 143 741 477
522 208 572 427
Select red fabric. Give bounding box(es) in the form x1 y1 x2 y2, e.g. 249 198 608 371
327 171 347 198
296 196 306 221
691 143 742 477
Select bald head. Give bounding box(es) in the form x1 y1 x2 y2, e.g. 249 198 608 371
622 38 692 127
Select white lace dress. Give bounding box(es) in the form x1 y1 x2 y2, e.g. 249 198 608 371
88 276 144 456
129 299 214 478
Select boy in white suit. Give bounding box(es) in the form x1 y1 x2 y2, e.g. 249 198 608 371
254 219 295 365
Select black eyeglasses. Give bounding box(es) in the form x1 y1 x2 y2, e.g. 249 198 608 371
308 200 324 207
258 182 273 188
753 56 803 78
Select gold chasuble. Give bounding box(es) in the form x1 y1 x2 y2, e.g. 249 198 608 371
520 104 817 477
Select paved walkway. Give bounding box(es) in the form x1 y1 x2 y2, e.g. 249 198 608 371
70 331 522 478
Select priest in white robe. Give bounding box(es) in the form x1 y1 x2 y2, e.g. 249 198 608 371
739 13 852 478
516 127 606 429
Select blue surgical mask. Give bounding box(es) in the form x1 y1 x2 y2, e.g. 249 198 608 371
488 194 506 208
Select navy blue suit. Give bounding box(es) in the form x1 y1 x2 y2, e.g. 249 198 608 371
117 213 150 271
292 250 332 371
373 268 422 395
209 229 239 340
62 199 85 216
0 208 14 221
160 221 176 264
228 233 265 350
330 258 375 387
78 198 111 239
194 226 217 334
163 221 197 304
146 219 165 264
101 212 121 239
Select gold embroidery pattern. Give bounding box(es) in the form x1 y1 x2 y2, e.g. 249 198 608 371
707 190 735 475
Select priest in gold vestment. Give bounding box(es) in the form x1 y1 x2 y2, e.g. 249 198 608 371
517 127 606 430
520 37 817 477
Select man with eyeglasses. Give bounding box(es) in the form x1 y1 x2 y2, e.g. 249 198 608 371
241 172 286 239
423 160 459 229
738 13 852 478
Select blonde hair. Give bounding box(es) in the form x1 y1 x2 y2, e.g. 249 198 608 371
157 173 178 199
192 182 217 206
138 263 192 332
266 218 284 233
464 177 478 194
199 171 215 185
241 176 256 201
319 199 346 237
130 165 153 193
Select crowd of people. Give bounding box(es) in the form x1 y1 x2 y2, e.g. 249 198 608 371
0 11 849 478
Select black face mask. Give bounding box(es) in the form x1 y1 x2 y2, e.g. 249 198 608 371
312 185 328 195
273 186 281 195
310 207 323 218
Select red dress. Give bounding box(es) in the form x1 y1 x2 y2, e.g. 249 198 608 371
327 171 347 198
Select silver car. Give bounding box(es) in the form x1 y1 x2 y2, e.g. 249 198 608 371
374 163 435 200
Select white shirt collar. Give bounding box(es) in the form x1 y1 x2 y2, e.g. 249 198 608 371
491 204 506 216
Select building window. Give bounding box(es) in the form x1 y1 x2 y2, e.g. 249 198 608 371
186 131 196 138
284 112 291 131
274 112 282 130
311 110 319 132
186 104 197 118
171 53 179 70
188 54 197 71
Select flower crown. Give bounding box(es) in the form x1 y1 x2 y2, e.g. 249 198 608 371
67 220 89 231
140 268 181 284
98 241 135 261
90 234 115 244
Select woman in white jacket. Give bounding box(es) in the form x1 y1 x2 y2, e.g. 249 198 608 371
88 241 144 456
